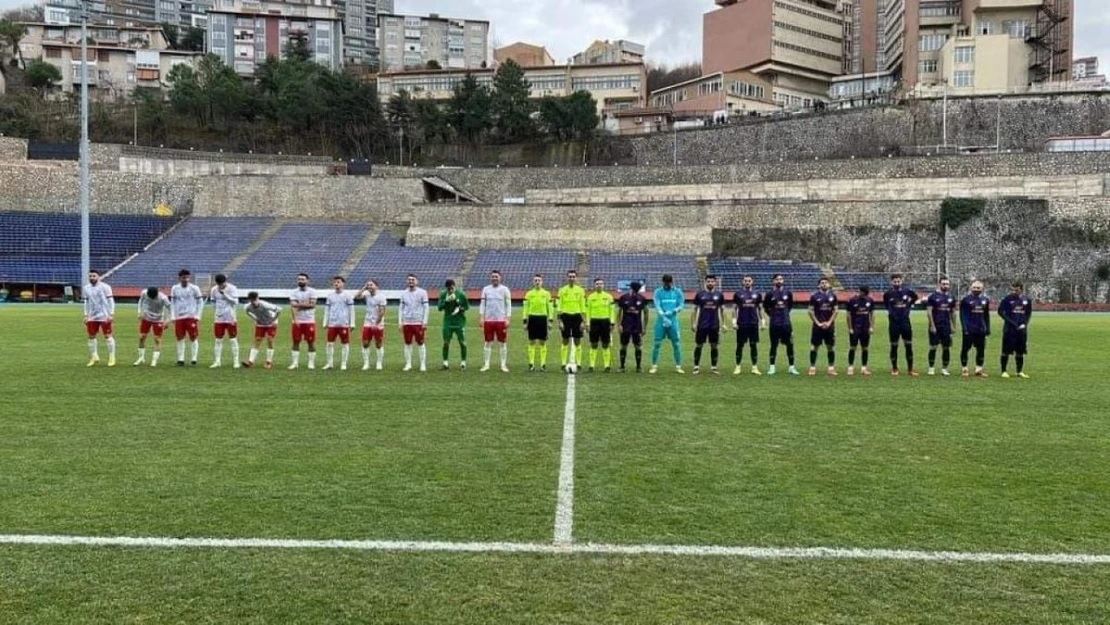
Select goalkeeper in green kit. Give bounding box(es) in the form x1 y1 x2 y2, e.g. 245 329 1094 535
438 279 469 370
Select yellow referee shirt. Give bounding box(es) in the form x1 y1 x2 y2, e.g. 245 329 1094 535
586 290 615 322
556 284 587 315
523 287 554 318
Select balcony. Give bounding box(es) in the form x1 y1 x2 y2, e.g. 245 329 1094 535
973 0 1041 8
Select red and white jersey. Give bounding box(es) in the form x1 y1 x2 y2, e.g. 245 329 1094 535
138 291 171 322
246 300 282 327
171 283 204 320
399 288 429 325
362 292 387 327
324 291 355 328
480 284 512 322
290 287 317 324
82 282 115 321
209 284 239 324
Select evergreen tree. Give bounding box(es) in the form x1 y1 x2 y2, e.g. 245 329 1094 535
490 59 534 142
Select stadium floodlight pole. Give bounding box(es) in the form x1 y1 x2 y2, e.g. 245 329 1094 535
941 78 948 150
995 95 1002 153
78 0 91 283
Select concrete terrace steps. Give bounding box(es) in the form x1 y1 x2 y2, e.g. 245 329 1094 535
456 249 480 288
338 227 389 280
576 251 590 278
221 218 287 274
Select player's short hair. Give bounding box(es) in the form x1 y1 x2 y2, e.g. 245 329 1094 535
88 269 100 275
146 286 159 298
407 273 417 279
297 272 309 279
445 279 455 288
743 274 754 281
706 274 717 280
566 269 577 275
772 273 784 281
630 281 642 292
215 274 227 284
533 273 543 279
594 277 603 283
891 273 903 280
939 275 949 281
178 269 191 277
661 274 673 284
859 286 870 295
819 277 830 284
248 291 260 300
333 275 345 283
490 270 501 276
1012 281 1024 289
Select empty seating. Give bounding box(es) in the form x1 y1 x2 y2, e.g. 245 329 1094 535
348 231 465 290
470 250 577 289
708 258 825 292
232 223 371 289
590 253 699 290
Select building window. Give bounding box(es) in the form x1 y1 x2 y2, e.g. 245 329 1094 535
919 59 938 73
977 20 993 35
729 80 765 99
46 47 62 58
954 46 974 64
953 70 973 87
918 33 947 51
1002 20 1031 38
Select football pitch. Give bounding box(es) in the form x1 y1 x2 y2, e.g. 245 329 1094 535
2 305 1109 624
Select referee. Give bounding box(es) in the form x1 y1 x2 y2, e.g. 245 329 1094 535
586 278 616 372
557 269 587 371
523 274 554 371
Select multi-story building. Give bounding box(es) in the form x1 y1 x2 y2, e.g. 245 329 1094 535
1073 55 1097 80
207 0 343 76
703 0 846 104
376 62 645 117
572 39 645 65
155 0 213 32
19 23 201 99
43 0 156 27
337 0 392 67
495 42 555 67
648 70 778 117
377 13 489 73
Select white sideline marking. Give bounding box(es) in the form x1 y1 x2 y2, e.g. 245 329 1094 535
2 534 1109 564
553 374 577 546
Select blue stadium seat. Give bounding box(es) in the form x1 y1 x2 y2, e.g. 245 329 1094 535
590 253 699 291
470 250 576 289
347 231 465 290
232 223 372 289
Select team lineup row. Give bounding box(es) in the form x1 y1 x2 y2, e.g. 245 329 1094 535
78 269 1035 378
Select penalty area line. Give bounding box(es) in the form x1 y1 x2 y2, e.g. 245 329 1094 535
1 534 1109 564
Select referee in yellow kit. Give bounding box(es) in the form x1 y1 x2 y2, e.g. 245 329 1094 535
557 269 587 370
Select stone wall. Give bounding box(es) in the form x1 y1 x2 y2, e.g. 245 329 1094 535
0 165 193 214
0 136 27 161
119 157 330 177
191 176 423 222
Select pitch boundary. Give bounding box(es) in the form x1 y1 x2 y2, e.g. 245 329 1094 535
554 375 577 545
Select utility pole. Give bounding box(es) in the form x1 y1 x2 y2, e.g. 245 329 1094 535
398 125 404 167
79 0 91 282
941 79 949 150
995 95 1002 153
133 102 138 146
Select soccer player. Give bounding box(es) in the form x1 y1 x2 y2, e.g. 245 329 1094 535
586 278 616 372
399 273 430 372
650 273 684 374
845 286 875 376
480 270 512 372
557 269 587 370
691 274 725 375
170 269 204 366
926 277 958 376
439 278 469 370
356 280 387 371
243 292 281 369
135 286 170 367
732 275 763 375
82 269 116 367
998 282 1032 379
884 274 919 376
763 274 800 376
288 272 318 370
208 273 240 369
959 280 991 378
808 277 839 376
322 276 355 371
523 274 554 372
616 281 648 373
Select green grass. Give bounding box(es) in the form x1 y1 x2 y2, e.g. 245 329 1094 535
1 304 1109 623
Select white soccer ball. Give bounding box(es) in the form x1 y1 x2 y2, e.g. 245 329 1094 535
566 363 578 375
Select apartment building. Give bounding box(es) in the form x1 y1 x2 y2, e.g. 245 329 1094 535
1072 56 1097 79
377 13 489 73
572 40 645 65
338 0 392 67
20 23 200 99
495 42 555 67
376 62 646 117
206 0 342 76
703 0 846 104
43 0 156 27
648 70 778 117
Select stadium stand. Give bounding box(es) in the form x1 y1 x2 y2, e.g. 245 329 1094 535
232 223 371 288
469 250 577 289
347 231 466 290
0 211 181 284
708 258 825 291
108 217 274 287
590 253 699 290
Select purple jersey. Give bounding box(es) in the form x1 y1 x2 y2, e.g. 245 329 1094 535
733 289 762 327
763 288 793 328
846 295 873 331
960 294 991 336
926 291 957 331
884 287 918 323
694 290 725 330
809 290 838 325
617 292 647 332
998 294 1032 331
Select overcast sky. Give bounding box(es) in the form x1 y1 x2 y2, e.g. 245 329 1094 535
1 0 1105 69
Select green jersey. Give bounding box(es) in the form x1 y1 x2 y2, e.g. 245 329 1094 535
523 287 554 318
437 289 469 329
586 290 615 322
557 284 587 315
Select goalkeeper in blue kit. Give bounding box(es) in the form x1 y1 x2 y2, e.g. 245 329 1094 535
650 274 685 374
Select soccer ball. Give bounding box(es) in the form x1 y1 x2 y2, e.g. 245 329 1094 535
566 363 578 375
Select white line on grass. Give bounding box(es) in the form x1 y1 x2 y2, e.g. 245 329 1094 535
2 534 1109 564
553 374 577 546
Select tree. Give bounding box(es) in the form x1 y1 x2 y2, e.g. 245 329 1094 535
167 55 246 130
0 5 43 23
132 87 168 144
0 19 28 71
180 27 205 52
646 62 701 93
285 31 311 62
161 22 180 50
24 60 61 96
490 59 534 142
425 59 442 70
539 91 598 141
448 73 492 143
414 99 449 144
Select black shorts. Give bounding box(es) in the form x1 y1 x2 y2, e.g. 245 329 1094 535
810 326 836 347
849 331 871 348
589 320 612 346
619 329 643 346
527 316 549 341
560 313 584 340
929 329 952 347
736 325 760 345
1002 330 1028 355
888 320 913 343
769 326 793 344
695 327 720 345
